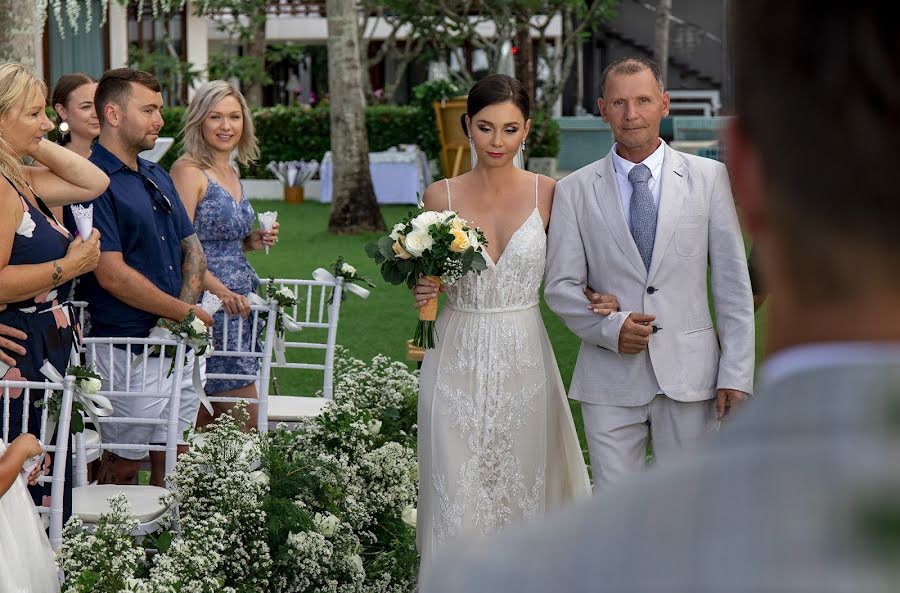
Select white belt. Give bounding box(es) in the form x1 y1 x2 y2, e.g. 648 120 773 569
446 302 538 315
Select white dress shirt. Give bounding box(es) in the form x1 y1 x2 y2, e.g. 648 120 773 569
611 138 666 229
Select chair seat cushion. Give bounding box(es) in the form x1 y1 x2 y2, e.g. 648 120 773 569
267 396 328 420
73 484 170 524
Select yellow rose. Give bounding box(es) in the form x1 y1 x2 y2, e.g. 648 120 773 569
450 217 464 231
393 236 413 260
449 228 471 253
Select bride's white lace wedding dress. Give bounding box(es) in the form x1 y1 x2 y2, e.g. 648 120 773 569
417 174 591 568
0 441 60 593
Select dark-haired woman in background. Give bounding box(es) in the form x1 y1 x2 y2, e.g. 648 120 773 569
413 74 591 569
50 73 99 222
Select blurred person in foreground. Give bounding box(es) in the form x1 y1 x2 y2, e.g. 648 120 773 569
420 2 900 591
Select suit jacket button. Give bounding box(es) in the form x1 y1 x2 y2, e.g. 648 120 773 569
652 325 661 333
647 286 656 294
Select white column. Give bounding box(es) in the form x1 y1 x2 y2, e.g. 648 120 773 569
185 1 209 98
108 1 129 69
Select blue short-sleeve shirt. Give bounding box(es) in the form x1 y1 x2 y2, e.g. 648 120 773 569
65 142 195 338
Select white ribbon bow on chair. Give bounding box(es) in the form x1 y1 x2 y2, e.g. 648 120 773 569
147 326 214 415
40 361 114 438
312 268 371 299
247 293 304 365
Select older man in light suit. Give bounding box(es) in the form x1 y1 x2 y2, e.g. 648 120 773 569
543 57 755 490
420 2 900 592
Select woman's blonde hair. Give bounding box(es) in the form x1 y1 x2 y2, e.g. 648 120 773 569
181 80 259 170
0 63 47 192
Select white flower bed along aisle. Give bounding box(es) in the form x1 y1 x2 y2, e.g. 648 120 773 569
59 348 420 593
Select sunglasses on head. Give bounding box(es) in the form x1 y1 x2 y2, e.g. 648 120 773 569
139 173 173 214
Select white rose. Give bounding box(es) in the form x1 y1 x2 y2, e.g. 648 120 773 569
79 377 102 395
403 229 433 257
466 229 481 250
411 210 444 232
314 512 339 537
367 419 382 435
287 531 308 547
341 263 357 277
389 223 406 241
189 316 207 335
401 505 417 528
277 286 295 300
250 470 269 486
350 554 364 573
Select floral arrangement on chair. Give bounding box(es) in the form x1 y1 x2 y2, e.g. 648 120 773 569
58 347 420 593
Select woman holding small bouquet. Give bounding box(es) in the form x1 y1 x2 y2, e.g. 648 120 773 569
411 75 597 568
171 80 278 431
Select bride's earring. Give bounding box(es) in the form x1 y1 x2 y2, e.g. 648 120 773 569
513 139 526 169
469 137 477 169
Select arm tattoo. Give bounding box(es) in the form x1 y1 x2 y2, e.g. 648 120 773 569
178 234 207 304
51 260 63 288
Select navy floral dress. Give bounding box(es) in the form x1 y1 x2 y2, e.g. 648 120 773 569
0 175 75 520
193 173 261 394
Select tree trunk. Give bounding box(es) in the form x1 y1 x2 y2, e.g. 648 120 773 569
514 23 534 108
0 0 35 67
244 5 268 107
326 0 385 234
654 0 672 86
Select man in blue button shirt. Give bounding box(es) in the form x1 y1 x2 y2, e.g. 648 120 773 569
68 69 213 487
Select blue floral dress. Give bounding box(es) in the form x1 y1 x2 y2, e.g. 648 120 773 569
0 175 75 520
193 173 261 394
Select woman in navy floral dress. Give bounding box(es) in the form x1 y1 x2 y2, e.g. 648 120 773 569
171 81 278 431
0 63 108 517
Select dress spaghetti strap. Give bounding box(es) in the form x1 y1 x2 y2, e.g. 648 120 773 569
533 173 539 208
445 178 452 210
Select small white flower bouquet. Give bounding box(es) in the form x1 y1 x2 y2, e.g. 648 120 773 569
327 256 375 303
365 210 488 348
34 364 104 434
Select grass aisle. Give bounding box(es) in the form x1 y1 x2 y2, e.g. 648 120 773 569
249 200 767 458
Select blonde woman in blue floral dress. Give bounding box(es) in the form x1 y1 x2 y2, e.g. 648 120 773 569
171 81 278 431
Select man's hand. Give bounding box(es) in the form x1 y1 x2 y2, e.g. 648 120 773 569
618 312 655 354
584 287 620 316
0 305 26 368
715 388 749 419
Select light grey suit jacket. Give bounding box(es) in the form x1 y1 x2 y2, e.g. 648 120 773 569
544 144 754 405
420 356 900 593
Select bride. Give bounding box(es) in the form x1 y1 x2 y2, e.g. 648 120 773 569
0 434 60 592
415 74 609 569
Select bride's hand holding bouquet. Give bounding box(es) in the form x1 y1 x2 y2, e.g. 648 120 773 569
365 210 488 348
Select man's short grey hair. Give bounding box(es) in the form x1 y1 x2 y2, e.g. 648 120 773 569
599 57 665 97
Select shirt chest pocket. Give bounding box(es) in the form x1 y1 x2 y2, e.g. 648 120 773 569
674 214 705 257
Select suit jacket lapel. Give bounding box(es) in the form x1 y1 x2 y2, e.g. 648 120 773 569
647 145 686 282
594 155 646 277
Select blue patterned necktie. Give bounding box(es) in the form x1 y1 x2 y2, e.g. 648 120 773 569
628 163 657 271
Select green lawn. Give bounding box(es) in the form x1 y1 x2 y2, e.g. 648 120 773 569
249 200 768 458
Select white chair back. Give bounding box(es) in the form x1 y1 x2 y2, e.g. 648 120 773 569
75 336 187 487
204 301 279 433
1 374 76 550
258 277 344 399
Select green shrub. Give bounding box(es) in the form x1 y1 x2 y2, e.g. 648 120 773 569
528 111 560 158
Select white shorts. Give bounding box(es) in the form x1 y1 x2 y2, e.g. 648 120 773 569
88 345 206 460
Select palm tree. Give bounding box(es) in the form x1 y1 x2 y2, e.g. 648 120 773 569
326 0 385 233
654 0 672 85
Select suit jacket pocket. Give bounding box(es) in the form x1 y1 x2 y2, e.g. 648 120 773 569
674 215 704 257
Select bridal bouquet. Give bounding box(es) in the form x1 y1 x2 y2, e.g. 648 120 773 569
365 210 488 348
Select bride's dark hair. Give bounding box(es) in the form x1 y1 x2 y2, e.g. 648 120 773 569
459 74 530 136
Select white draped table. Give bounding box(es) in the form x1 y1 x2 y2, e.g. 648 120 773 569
319 147 430 204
